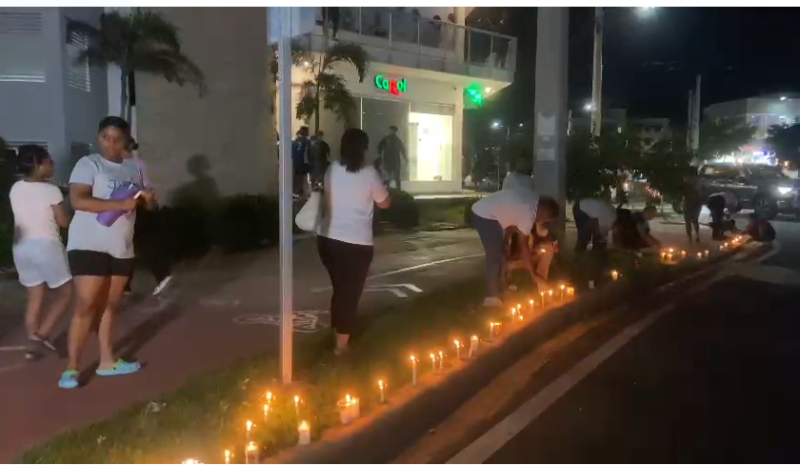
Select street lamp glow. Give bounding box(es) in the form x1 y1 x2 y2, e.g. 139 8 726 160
584 102 595 112
485 87 493 94
492 120 502 129
781 96 788 101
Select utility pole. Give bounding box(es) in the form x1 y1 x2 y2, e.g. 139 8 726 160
691 74 702 153
534 7 569 233
686 89 694 150
590 6 604 137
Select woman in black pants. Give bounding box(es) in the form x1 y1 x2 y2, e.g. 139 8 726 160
317 128 391 354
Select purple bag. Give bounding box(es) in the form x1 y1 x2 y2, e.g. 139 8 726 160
96 183 141 227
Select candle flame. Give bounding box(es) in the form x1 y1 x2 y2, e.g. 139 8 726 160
346 394 351 404
669 248 674 253
246 420 252 431
471 334 478 341
454 339 460 348
182 459 200 464
294 395 300 405
263 403 269 415
529 299 534 304
517 303 522 309
378 380 384 389
429 353 436 360
299 420 309 430
548 290 553 296
410 355 417 362
438 350 443 358
246 442 257 452
560 284 565 290
224 450 231 461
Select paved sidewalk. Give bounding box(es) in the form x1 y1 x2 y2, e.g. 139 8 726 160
0 218 709 462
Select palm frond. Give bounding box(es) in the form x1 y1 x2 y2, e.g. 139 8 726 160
318 73 357 125
296 94 317 122
129 49 205 95
322 42 369 83
128 10 182 52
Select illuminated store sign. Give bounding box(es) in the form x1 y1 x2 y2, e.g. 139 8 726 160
374 74 407 96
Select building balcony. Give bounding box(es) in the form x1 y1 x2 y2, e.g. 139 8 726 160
302 7 516 86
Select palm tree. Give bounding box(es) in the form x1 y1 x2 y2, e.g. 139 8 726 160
67 9 205 122
292 41 369 133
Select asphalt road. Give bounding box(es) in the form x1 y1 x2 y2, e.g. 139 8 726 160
458 218 800 463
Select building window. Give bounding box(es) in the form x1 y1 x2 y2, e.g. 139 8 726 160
0 11 45 82
66 27 91 92
408 102 454 182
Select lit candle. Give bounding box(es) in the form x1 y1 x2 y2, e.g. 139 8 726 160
298 421 310 446
266 391 273 404
245 442 259 464
489 322 500 339
611 270 619 281
338 394 360 424
263 403 270 423
660 251 667 261
719 244 724 251
589 280 595 290
560 284 565 300
680 250 687 258
410 355 418 385
182 459 200 464
669 248 674 254
518 313 524 322
548 289 553 299
517 303 522 311
697 252 702 259
540 291 545 304
667 253 673 261
704 250 710 257
454 339 461 359
439 350 444 370
246 420 253 440
567 287 575 297
511 307 517 318
469 335 479 358
224 449 231 464
429 352 436 371
378 380 385 403
529 299 534 312
294 395 300 416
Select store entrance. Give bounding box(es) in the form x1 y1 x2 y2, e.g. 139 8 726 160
408 112 453 182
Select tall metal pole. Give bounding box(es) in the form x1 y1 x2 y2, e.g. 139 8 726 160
686 89 694 150
277 7 294 384
590 6 604 138
691 74 702 153
534 7 569 235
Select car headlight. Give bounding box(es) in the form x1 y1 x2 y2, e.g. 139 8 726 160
777 186 795 195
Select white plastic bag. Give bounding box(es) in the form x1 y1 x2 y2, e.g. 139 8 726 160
295 191 323 233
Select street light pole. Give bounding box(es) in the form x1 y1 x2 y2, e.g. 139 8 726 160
590 6 603 138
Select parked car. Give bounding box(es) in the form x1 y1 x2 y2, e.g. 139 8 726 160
698 163 799 219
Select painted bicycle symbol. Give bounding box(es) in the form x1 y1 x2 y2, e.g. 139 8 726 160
232 310 329 333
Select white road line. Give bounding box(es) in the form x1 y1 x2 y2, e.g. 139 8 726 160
446 302 676 464
0 345 28 352
311 253 484 292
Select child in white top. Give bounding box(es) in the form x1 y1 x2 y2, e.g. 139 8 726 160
9 145 72 352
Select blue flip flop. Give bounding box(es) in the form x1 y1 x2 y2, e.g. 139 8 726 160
96 359 141 377
58 370 79 389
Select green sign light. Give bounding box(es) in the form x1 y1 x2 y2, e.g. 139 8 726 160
374 74 408 96
464 83 483 108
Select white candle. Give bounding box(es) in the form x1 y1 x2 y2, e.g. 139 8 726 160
263 403 269 423
245 442 259 464
378 380 385 403
338 394 359 424
469 335 478 358
704 250 710 257
567 287 575 297
560 284 565 300
697 252 702 259
511 307 517 318
224 449 231 464
429 353 436 371
589 280 595 289
245 420 252 440
529 299 534 312
611 270 619 281
294 395 300 417
454 340 461 360
298 421 311 446
438 350 444 370
680 250 687 258
265 391 273 404
548 289 553 300
410 356 417 385
182 459 200 464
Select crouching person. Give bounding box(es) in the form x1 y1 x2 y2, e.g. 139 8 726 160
502 222 557 290
471 189 560 308
573 198 617 252
746 213 776 242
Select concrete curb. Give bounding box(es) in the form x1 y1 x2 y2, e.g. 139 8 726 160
268 241 771 464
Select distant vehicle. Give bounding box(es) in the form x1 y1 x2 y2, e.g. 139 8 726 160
698 163 800 219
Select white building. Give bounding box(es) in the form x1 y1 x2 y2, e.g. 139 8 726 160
704 93 800 163
0 7 108 183
280 7 516 194
1 7 515 199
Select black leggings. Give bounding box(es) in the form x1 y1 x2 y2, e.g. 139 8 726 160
127 208 173 290
708 195 726 240
317 235 373 335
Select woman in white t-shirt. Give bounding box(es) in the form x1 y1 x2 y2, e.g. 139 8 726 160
9 145 72 353
317 128 391 355
572 198 617 251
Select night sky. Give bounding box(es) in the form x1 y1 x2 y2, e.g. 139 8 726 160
492 7 800 124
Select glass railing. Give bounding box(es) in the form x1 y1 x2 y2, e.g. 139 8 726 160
310 7 516 73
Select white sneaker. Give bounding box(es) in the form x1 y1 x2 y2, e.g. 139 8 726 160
482 297 503 308
152 276 174 296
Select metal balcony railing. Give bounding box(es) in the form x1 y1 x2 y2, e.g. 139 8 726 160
309 7 517 75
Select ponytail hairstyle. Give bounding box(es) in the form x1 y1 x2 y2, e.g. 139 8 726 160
16 144 51 177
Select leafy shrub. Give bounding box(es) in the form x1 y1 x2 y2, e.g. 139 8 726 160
376 188 419 230
213 194 279 252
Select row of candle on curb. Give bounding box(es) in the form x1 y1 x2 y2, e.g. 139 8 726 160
660 247 711 264
184 284 580 464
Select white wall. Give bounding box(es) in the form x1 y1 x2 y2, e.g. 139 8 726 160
136 7 276 204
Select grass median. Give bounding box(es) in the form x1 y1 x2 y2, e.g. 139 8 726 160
22 275 499 464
